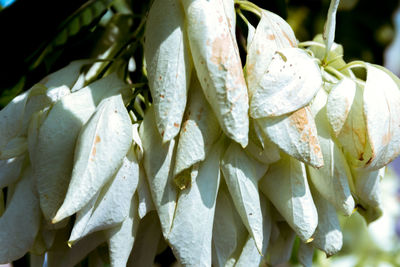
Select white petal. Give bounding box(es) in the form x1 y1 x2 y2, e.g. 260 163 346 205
267 220 296 266
137 164 156 219
221 142 268 252
235 194 272 266
323 0 340 55
127 212 162 267
174 75 221 177
106 195 140 267
352 167 385 224
326 77 357 136
39 59 92 90
0 90 29 149
167 138 225 266
297 242 314 267
257 106 324 168
0 156 25 188
309 89 355 215
335 83 369 164
33 73 128 221
363 64 400 170
139 107 177 237
68 192 99 244
0 166 40 264
245 121 281 164
260 155 318 241
212 183 247 267
145 0 192 142
181 0 249 146
53 94 132 222
250 48 321 118
0 136 27 160
47 231 106 267
69 146 139 243
246 10 297 99
309 184 343 256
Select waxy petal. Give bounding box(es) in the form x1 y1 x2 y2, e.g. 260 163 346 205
139 108 177 237
363 64 400 170
0 166 40 264
221 142 268 252
145 0 192 142
326 77 357 137
181 0 249 146
168 138 225 266
257 106 324 168
33 73 128 221
53 94 132 222
246 10 297 99
309 89 355 215
174 75 221 177
260 155 318 242
250 48 322 118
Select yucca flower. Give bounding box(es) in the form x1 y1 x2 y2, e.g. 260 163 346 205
0 0 400 266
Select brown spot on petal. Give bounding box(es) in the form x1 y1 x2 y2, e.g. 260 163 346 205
282 30 295 47
174 122 180 128
218 16 223 23
268 34 276 40
160 94 165 99
289 108 308 132
91 135 101 159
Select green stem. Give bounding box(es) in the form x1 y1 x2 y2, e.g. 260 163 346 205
234 0 262 17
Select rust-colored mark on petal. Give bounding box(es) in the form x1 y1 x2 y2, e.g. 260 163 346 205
159 76 162 80
210 33 231 70
282 30 295 47
160 94 165 99
289 108 308 132
268 34 276 40
218 16 223 23
174 122 180 128
91 135 101 159
382 131 392 146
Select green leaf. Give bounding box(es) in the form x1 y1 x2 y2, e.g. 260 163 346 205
167 138 225 266
145 0 192 142
53 94 132 222
181 0 249 147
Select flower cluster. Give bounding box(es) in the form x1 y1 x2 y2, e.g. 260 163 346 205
1 0 400 266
